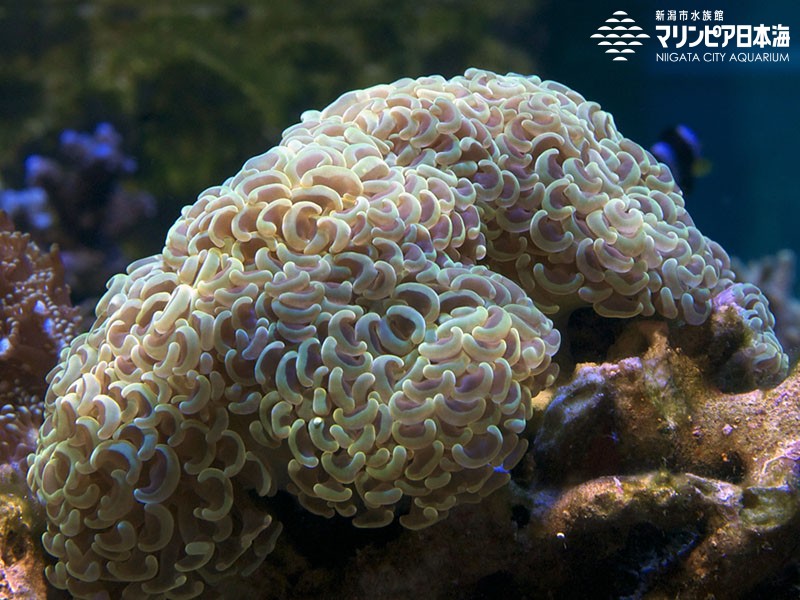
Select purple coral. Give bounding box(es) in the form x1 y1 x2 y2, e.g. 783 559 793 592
0 123 155 304
57 122 137 175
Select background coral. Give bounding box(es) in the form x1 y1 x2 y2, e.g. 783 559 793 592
0 123 156 310
0 211 78 468
733 250 800 363
27 69 787 599
0 204 80 600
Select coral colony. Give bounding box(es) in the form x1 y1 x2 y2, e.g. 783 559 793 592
25 70 787 598
0 212 79 470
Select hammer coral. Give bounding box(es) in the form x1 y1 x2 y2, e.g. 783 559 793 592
27 69 787 598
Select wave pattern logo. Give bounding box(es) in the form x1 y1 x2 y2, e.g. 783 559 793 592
591 10 650 61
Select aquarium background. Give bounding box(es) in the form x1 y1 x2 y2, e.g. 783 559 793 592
539 0 800 267
1 0 798 277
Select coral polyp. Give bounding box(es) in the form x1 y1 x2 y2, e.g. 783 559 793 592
27 69 786 599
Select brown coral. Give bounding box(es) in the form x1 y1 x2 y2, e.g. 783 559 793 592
0 211 78 466
27 69 787 599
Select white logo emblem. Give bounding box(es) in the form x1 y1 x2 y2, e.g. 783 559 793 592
591 10 651 61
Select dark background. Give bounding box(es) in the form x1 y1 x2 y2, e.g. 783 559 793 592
539 0 800 264
1 0 797 264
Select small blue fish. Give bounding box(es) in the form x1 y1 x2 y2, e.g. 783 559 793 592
650 124 711 195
